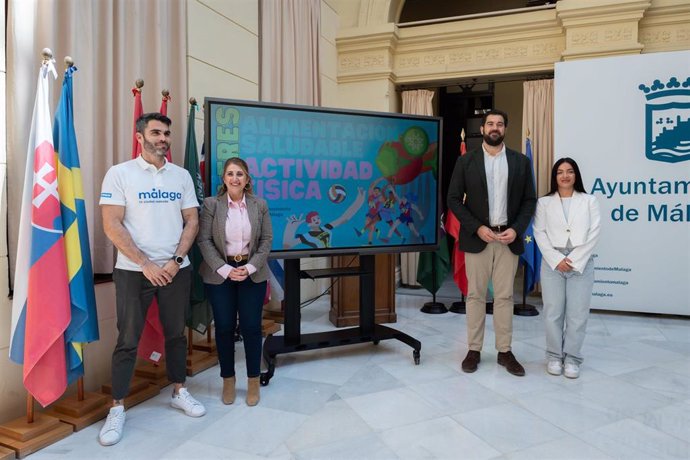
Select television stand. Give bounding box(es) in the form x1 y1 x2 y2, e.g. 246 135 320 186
260 255 421 385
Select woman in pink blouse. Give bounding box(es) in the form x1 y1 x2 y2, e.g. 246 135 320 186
197 158 273 406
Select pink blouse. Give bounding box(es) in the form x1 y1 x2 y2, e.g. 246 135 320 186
216 195 256 279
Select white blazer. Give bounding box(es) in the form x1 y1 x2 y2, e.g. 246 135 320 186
533 191 601 273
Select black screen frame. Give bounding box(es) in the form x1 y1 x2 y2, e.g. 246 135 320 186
204 97 443 260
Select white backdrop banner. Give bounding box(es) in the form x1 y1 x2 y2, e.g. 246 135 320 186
555 50 690 315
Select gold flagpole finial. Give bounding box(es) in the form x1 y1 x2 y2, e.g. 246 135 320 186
162 89 170 98
41 48 53 63
189 97 197 106
526 127 531 138
64 56 74 68
135 79 144 90
461 128 466 141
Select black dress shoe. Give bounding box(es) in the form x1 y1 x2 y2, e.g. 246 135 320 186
497 351 525 376
461 350 481 373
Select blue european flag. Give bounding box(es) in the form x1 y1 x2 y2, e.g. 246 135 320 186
520 138 541 293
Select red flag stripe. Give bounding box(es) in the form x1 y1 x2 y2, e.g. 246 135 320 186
132 86 167 363
448 138 468 296
131 88 143 157
159 93 173 162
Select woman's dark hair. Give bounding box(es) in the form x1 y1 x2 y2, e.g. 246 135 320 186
547 157 587 196
217 157 253 196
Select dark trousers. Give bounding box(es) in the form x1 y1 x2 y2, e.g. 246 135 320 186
205 277 266 378
111 267 191 400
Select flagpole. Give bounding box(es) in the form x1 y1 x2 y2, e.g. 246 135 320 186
183 96 218 375
514 128 539 317
420 255 448 314
514 264 539 316
450 129 467 314
185 95 198 358
131 79 144 157
65 54 86 404
160 89 173 162
27 395 34 424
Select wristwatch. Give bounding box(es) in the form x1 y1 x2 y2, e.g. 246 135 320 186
172 255 184 265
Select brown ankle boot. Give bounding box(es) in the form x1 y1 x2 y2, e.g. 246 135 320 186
222 376 236 404
246 377 260 406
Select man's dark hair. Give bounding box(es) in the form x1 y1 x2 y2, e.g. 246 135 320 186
481 109 509 127
135 112 172 134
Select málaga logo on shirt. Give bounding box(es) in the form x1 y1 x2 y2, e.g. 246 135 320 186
638 77 690 163
138 188 183 203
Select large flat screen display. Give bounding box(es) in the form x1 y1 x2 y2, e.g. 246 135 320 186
205 98 442 259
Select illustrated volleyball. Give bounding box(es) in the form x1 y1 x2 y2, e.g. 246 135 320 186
328 184 347 203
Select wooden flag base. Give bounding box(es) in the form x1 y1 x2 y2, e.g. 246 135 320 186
0 414 72 458
135 361 171 388
262 309 284 324
262 319 281 336
186 350 218 376
0 445 14 460
101 377 160 410
44 392 110 431
192 339 216 354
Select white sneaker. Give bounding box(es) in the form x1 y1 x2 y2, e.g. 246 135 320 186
171 388 206 417
99 405 126 446
564 362 580 379
547 359 563 376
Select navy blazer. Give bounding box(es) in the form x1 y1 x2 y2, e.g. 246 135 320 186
197 193 273 285
447 147 536 255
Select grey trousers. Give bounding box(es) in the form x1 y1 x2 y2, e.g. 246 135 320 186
111 267 191 400
541 257 595 365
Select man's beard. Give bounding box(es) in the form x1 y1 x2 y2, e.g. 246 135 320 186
143 138 169 156
483 131 504 147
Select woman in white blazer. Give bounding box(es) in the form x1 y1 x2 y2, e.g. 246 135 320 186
197 157 273 406
533 158 600 379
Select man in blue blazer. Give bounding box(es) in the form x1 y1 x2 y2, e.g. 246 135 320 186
447 109 536 376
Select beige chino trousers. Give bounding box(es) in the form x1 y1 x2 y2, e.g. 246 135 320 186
465 241 519 352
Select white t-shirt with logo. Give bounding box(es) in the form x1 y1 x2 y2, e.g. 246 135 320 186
100 155 199 271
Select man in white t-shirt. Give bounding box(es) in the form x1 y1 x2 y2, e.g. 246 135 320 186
97 113 206 447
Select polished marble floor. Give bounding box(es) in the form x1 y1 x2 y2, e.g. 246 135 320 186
34 284 690 459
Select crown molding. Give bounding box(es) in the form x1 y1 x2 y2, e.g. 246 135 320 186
557 0 652 24
639 0 690 52
334 0 689 89
337 9 564 86
555 0 651 59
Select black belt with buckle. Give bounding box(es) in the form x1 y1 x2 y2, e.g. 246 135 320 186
227 254 249 266
488 225 507 233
